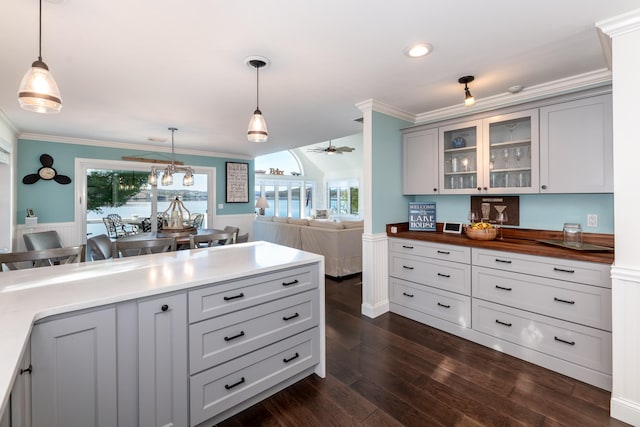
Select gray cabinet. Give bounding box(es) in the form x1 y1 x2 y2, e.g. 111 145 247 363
540 94 613 193
31 307 117 427
138 294 188 427
402 128 439 194
0 343 31 427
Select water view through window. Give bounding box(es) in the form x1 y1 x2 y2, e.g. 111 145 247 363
86 168 209 237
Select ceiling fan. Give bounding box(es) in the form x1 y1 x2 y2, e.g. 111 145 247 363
307 141 355 155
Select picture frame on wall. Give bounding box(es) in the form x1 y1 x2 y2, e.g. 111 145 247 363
225 162 249 203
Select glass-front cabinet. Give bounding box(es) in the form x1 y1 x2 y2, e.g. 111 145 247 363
439 109 538 194
439 120 482 193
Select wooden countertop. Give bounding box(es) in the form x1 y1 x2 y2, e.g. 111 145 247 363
387 223 614 264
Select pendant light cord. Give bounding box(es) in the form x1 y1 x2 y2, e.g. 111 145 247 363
255 64 260 110
38 0 43 62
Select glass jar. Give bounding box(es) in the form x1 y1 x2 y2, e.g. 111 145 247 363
563 223 583 247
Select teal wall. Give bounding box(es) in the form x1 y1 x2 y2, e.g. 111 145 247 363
370 112 614 234
17 138 254 224
371 112 412 233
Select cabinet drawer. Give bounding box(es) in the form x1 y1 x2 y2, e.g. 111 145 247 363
472 266 611 331
472 248 611 287
190 328 319 426
390 238 470 264
390 253 471 295
390 278 470 327
190 290 319 374
189 265 317 323
472 299 611 374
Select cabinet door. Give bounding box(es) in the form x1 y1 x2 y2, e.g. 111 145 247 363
439 120 482 194
482 109 539 194
403 128 439 194
138 293 188 427
540 94 613 193
31 308 117 427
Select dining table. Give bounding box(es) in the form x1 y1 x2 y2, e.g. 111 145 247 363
118 228 226 248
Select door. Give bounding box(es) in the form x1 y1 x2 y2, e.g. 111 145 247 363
31 308 117 427
138 293 188 427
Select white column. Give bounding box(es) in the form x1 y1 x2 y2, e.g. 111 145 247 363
598 9 640 426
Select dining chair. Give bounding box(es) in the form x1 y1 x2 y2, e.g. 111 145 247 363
235 233 249 243
107 214 138 237
87 234 114 260
189 232 234 249
140 217 153 232
0 245 85 271
23 230 64 251
115 237 176 257
222 226 240 244
190 213 204 229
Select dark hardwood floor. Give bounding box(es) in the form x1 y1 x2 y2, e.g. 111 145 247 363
219 274 629 427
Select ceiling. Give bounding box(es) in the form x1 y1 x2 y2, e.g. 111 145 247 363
0 1 637 158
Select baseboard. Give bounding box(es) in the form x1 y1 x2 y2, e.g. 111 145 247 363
361 299 389 318
611 396 640 426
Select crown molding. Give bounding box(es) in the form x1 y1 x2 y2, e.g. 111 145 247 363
415 69 612 125
597 8 640 38
0 110 18 154
18 132 253 160
355 99 416 123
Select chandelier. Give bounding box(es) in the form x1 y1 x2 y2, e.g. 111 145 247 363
148 127 195 186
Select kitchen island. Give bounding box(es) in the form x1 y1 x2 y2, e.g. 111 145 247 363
0 241 325 427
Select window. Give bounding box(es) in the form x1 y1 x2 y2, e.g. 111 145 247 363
254 150 314 218
327 179 359 216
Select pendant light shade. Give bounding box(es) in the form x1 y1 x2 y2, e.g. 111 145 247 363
18 0 62 113
246 57 269 143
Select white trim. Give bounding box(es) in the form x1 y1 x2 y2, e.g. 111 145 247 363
361 232 389 318
20 133 252 160
355 99 416 123
611 264 640 282
74 158 216 242
597 8 640 38
415 69 612 125
611 397 640 426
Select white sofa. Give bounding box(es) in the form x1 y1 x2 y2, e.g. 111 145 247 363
253 216 363 278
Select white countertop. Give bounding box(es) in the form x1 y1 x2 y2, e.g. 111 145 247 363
0 241 324 416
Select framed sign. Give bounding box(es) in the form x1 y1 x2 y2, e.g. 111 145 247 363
225 162 249 203
471 195 519 226
409 202 436 231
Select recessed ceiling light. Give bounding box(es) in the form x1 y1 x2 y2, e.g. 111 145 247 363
404 43 433 58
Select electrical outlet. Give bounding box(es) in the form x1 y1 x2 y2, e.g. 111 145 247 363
218 204 224 209
587 214 598 227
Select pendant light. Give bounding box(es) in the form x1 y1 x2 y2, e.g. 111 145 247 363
18 0 62 113
458 76 475 107
148 127 195 187
246 56 269 143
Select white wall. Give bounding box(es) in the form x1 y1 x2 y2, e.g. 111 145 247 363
0 114 17 252
598 9 640 426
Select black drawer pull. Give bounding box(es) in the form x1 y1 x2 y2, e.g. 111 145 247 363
283 312 300 321
495 258 512 264
402 292 414 298
437 273 450 278
437 302 450 309
224 377 245 390
437 250 450 255
554 297 575 305
402 245 414 249
495 285 512 291
282 279 299 286
223 292 244 301
495 319 512 327
553 267 575 274
402 265 414 270
283 352 300 363
224 331 245 342
161 304 169 312
554 336 576 346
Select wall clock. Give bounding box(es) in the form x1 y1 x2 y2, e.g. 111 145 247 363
22 154 72 185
